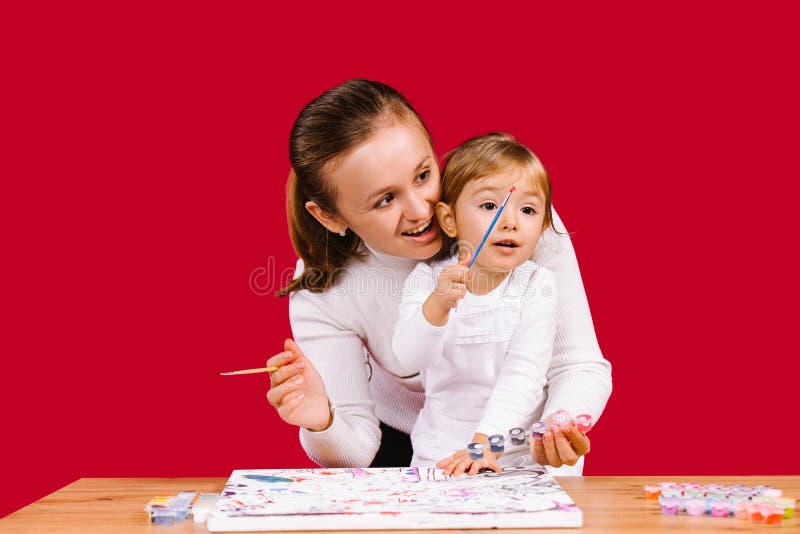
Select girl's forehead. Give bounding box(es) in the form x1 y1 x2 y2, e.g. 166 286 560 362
466 170 544 198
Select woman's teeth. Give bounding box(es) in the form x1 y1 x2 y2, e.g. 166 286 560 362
403 220 432 236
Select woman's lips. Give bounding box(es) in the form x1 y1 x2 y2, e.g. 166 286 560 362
401 217 439 244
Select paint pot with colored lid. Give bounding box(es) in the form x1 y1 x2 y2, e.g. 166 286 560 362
509 427 526 445
659 496 680 515
575 414 593 433
467 442 484 460
552 410 572 426
684 498 706 516
530 421 549 441
488 434 505 453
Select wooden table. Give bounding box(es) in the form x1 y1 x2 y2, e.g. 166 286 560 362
1 476 798 532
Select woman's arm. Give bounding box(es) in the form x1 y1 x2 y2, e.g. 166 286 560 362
536 207 613 421
286 287 382 468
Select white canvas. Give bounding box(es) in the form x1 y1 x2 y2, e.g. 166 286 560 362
206 466 582 531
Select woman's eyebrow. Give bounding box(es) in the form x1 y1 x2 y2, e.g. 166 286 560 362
363 155 431 205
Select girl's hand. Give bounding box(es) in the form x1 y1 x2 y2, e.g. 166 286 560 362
266 338 332 432
436 448 502 477
422 258 471 327
531 421 591 468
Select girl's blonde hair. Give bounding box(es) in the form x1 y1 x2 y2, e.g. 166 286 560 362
441 132 555 232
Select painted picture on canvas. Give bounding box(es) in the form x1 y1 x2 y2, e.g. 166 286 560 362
206 466 582 531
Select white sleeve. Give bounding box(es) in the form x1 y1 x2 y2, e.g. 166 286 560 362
289 272 381 467
537 207 613 422
476 269 559 437
392 262 448 373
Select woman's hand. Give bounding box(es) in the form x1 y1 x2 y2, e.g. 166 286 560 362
266 338 332 432
436 448 502 477
531 420 591 468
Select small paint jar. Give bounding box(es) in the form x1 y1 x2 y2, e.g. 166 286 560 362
774 497 795 519
684 488 703 499
685 498 705 516
488 434 505 454
709 499 730 517
748 503 765 522
659 496 680 515
467 442 484 460
645 484 662 500
575 414 593 433
530 421 548 441
660 487 680 499
509 427 526 445
551 410 572 426
732 502 749 519
765 506 783 525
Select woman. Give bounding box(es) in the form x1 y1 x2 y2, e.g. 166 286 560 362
266 79 612 471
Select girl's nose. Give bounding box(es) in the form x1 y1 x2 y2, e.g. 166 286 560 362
500 212 518 231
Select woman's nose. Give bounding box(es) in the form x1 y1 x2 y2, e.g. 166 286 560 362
404 190 430 221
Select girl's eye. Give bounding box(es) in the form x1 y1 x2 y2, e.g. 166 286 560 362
522 206 537 215
480 202 498 211
416 169 431 183
376 193 395 209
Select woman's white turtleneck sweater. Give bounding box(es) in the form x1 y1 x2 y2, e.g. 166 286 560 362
288 209 612 467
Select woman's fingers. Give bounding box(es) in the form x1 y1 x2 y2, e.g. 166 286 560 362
551 425 579 466
562 424 591 456
542 431 564 468
270 359 305 386
266 373 304 408
531 439 548 465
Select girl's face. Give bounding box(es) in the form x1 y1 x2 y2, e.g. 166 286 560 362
445 171 545 272
325 122 443 259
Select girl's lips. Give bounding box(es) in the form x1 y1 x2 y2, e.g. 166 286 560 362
401 217 439 244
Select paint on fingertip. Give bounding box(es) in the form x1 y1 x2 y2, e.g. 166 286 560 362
488 434 505 453
467 442 484 460
509 427 526 445
530 421 548 441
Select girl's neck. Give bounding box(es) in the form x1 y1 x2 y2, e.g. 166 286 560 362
466 265 511 295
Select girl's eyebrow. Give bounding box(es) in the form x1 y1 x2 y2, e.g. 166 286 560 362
363 155 432 205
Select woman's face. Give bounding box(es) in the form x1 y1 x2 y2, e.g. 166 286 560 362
326 122 443 259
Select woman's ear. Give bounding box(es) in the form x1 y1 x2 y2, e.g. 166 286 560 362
305 201 347 235
435 202 458 238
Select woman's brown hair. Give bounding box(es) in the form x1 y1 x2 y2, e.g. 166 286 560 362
278 79 432 296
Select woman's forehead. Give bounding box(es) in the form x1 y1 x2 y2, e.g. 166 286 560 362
329 123 434 203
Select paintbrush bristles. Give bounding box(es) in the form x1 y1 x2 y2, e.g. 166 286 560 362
219 366 280 376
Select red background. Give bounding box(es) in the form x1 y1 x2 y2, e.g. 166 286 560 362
2 2 799 518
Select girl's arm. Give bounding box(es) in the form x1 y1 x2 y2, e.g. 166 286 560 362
476 267 559 437
288 287 382 468
536 207 613 421
392 262 449 372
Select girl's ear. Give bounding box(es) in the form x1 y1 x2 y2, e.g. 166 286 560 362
305 201 347 235
435 202 458 238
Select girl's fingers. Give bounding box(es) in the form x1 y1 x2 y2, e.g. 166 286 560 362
562 424 591 456
436 456 453 469
552 425 579 466
542 432 564 468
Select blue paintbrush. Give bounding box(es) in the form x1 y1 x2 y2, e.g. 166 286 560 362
467 186 516 269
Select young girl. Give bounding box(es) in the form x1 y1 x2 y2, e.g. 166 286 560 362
392 133 566 476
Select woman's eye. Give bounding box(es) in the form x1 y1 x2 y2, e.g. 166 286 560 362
416 169 431 183
376 193 395 209
522 206 537 215
480 202 497 211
